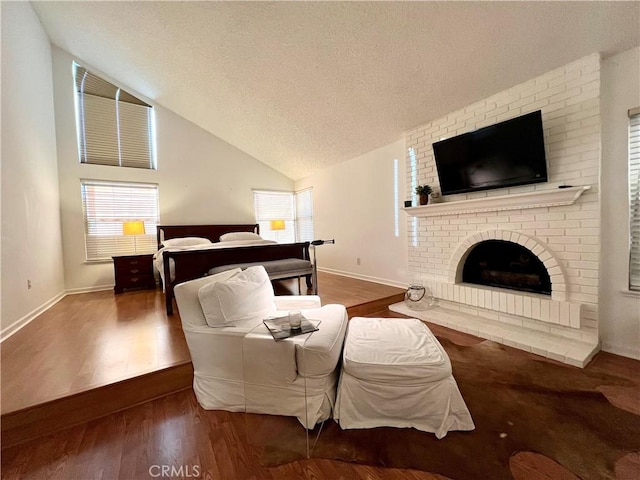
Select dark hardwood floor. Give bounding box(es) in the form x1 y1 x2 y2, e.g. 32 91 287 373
1 271 403 417
1 272 638 480
0 272 405 449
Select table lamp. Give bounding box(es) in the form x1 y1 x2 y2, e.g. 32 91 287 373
123 220 145 252
270 219 285 242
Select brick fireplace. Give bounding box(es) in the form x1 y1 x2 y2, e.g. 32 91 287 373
392 54 602 367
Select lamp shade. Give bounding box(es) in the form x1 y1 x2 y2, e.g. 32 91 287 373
270 219 286 231
123 221 145 236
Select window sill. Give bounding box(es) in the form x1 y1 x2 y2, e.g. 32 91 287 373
620 289 640 299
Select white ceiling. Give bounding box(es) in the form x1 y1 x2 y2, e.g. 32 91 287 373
32 1 639 180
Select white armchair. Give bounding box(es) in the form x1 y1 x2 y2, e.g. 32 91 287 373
174 267 348 428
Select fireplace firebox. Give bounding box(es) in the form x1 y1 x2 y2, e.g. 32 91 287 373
462 240 551 295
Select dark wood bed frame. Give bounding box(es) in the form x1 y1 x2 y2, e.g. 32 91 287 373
157 224 312 315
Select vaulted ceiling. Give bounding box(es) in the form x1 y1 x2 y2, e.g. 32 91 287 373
32 1 639 180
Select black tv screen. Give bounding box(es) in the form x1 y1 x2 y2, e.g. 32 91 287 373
432 110 548 195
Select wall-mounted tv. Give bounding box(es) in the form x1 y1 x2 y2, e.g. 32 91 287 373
432 110 548 196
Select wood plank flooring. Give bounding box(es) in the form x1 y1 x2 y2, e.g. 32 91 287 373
2 300 638 480
1 271 403 416
1 391 449 480
2 273 638 479
1 289 190 415
1 272 428 479
1 271 405 447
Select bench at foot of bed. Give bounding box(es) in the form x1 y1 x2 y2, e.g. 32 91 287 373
208 258 314 293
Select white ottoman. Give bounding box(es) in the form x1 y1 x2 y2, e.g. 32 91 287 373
334 317 475 439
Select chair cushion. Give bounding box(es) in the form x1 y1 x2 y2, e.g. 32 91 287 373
343 318 452 384
293 304 348 377
199 266 276 327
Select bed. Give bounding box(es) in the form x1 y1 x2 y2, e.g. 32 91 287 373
155 224 313 315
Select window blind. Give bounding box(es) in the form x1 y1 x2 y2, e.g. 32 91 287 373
74 64 156 169
253 190 295 243
81 180 159 260
295 188 314 242
629 109 640 290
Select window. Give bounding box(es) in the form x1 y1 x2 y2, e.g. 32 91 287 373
81 180 159 261
294 188 314 242
253 189 314 243
254 190 295 243
409 147 419 247
73 63 156 169
629 108 640 290
394 158 399 237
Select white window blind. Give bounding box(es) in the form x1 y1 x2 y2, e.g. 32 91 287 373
74 63 156 169
295 188 314 242
253 189 314 243
81 180 159 260
629 109 640 290
253 190 295 243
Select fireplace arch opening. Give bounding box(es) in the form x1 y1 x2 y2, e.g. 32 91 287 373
462 240 551 295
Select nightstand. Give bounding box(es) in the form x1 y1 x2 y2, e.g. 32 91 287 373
113 253 156 294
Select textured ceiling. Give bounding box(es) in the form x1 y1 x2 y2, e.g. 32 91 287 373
32 1 639 180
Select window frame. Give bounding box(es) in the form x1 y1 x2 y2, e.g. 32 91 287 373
629 107 640 291
81 180 160 262
294 187 314 243
253 188 314 243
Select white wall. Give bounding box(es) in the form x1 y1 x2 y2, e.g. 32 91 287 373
1 2 65 334
600 46 640 359
51 47 294 291
296 140 408 287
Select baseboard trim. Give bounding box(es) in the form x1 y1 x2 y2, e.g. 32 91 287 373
601 341 640 360
65 284 114 295
0 292 67 343
318 267 407 289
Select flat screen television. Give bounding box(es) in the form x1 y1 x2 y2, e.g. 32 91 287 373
432 110 548 195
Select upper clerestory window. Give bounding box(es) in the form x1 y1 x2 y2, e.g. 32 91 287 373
73 62 157 169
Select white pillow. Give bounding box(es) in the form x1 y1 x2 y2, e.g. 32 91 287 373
202 266 276 327
163 237 212 247
197 268 242 326
219 231 263 242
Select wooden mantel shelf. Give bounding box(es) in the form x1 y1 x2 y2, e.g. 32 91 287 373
402 186 591 217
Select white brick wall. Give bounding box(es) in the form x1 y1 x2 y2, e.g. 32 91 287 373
405 54 601 344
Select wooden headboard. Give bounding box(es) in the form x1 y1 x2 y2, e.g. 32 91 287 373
157 224 259 248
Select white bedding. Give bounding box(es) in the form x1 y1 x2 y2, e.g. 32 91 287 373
154 239 277 286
